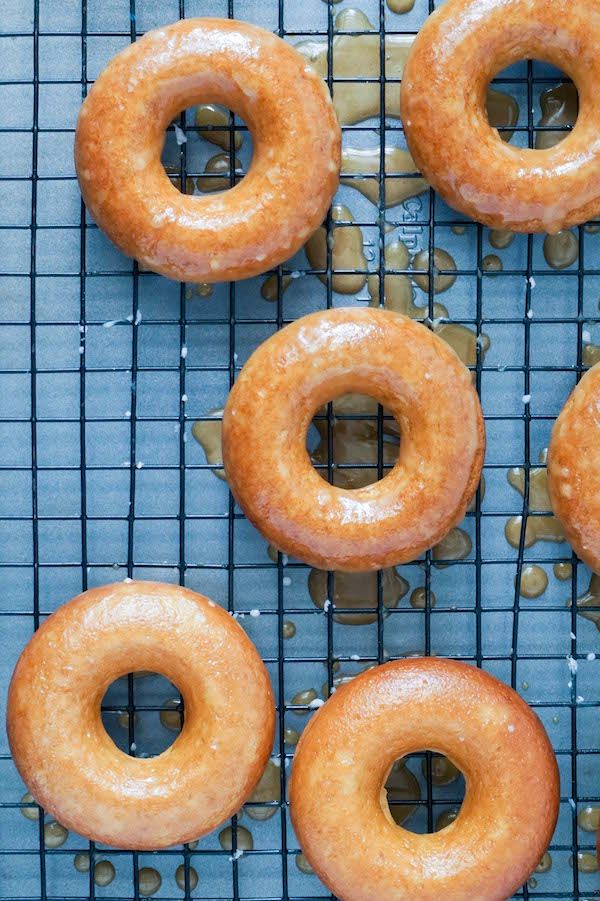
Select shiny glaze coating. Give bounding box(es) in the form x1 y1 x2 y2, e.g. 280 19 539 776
548 363 600 573
401 0 600 233
75 18 340 282
222 308 485 571
290 658 559 901
7 581 275 849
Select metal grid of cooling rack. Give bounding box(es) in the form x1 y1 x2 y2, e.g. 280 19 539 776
1 0 599 898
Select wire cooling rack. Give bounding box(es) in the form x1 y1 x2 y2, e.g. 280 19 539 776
1 0 599 898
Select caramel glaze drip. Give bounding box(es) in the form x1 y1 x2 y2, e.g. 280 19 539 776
305 203 367 294
543 230 578 270
505 449 565 548
191 410 225 480
297 9 517 222
384 759 421 826
553 562 572 581
387 0 415 11
194 103 243 152
582 343 600 368
518 564 548 599
308 567 408 624
535 83 577 150
367 241 490 385
432 527 472 567
412 248 457 295
246 760 280 821
196 153 243 193
570 574 600 632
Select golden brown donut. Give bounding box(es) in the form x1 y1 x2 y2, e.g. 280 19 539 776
222 308 484 571
401 0 600 233
75 18 340 282
547 363 600 572
7 581 275 849
290 658 559 901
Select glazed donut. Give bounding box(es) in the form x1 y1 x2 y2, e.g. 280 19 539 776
7 581 275 849
222 307 484 571
401 0 600 233
75 18 340 282
290 658 559 901
548 363 600 572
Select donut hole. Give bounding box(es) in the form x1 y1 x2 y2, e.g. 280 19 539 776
488 63 578 148
308 393 401 489
101 671 184 758
161 106 251 196
384 753 466 834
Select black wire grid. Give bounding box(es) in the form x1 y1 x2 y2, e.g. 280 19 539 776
1 0 599 898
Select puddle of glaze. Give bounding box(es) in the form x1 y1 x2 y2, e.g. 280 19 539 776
282 620 296 639
574 851 598 873
435 323 490 369
138 868 161 897
74 853 90 872
506 452 565 547
94 861 116 887
297 13 518 134
261 274 292 302
196 152 243 193
385 759 420 826
553 562 572 581
194 104 243 152
583 343 600 367
422 754 461 785
535 83 578 150
284 727 300 745
482 253 503 272
535 851 552 873
44 822 68 849
340 145 427 208
246 760 281 821
164 164 195 196
219 825 254 852
311 416 399 489
305 203 367 294
543 230 578 269
505 514 565 548
291 688 318 712
368 243 490 373
577 806 600 832
435 807 460 831
295 853 314 874
410 587 436 609
412 248 457 295
570 574 600 631
175 865 199 891
367 241 447 319
195 282 213 298
159 698 182 732
489 229 515 250
432 527 472 567
191 410 225 480
116 710 138 730
518 564 548 598
308 567 408 624
507 459 553 513
19 793 39 821
295 10 412 126
326 391 400 438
